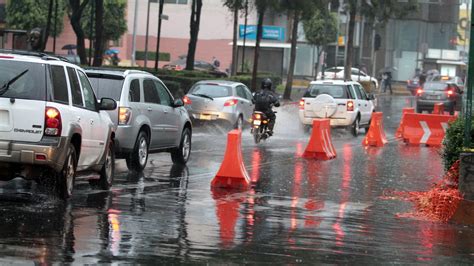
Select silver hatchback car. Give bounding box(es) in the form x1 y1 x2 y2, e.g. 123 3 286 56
184 80 254 129
86 69 192 171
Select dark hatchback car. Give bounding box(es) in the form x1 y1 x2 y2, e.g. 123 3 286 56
416 81 463 114
162 59 228 77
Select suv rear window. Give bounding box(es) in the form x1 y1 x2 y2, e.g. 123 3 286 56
87 74 125 101
304 84 349 99
0 60 46 100
189 84 232 98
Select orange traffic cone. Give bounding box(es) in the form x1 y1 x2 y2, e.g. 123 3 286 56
303 119 336 160
432 103 444 115
212 189 243 248
211 129 251 190
396 108 414 138
362 112 387 147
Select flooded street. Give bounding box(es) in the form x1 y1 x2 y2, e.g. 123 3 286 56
0 95 474 264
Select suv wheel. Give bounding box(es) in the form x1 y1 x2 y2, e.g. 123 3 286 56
171 127 192 164
97 139 115 190
126 131 149 172
351 116 360 137
57 143 77 199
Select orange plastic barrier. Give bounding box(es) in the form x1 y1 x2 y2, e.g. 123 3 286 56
211 129 251 190
362 112 387 147
402 113 456 146
303 119 336 160
396 108 415 138
432 103 444 115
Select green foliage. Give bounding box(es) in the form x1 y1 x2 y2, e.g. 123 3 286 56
81 0 127 42
303 9 337 48
161 80 182 98
229 74 282 91
442 117 468 170
6 0 65 37
361 0 419 25
135 51 170 62
222 0 245 10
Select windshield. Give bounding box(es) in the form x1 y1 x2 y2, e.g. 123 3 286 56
305 84 349 99
189 84 232 98
0 60 46 100
423 82 448 91
87 75 125 101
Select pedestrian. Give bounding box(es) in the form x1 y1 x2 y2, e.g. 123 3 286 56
382 71 392 94
212 56 220 68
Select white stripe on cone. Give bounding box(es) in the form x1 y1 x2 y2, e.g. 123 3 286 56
420 121 431 144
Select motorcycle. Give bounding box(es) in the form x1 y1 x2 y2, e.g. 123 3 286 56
250 111 276 144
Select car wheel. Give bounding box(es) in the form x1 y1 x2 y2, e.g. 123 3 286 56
57 143 77 200
234 115 243 130
171 127 192 164
97 139 115 190
351 116 360 137
127 131 149 172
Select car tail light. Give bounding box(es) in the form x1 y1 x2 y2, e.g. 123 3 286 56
347 100 354 111
416 88 423 95
0 55 14 59
224 99 238 107
44 107 62 136
299 99 305 110
447 89 454 96
183 95 192 105
118 107 132 125
175 65 183 71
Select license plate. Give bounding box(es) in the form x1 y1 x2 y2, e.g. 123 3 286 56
253 120 261 126
200 114 212 120
427 95 440 100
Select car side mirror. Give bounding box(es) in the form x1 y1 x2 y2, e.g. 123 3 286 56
367 94 375 100
173 98 184 107
99 98 117 111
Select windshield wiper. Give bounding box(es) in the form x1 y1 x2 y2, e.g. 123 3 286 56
0 69 29 96
192 93 214 100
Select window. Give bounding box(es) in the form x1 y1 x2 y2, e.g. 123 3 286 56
67 67 83 107
304 84 349 99
353 85 363 99
164 0 187 4
77 71 97 111
346 85 355 99
236 86 247 99
50 65 68 103
129 79 141 102
243 86 253 101
356 85 368 100
154 80 172 106
87 74 124 101
351 69 360 75
0 61 46 101
188 84 232 98
143 79 160 104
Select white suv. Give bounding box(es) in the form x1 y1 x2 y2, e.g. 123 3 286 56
0 51 117 199
299 80 375 136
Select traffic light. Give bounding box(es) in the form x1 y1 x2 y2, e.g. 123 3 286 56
374 34 381 51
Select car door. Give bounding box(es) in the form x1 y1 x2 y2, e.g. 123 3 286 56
239 85 255 121
77 70 108 163
143 78 166 149
154 79 180 146
66 67 99 167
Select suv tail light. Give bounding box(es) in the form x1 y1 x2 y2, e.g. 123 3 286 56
183 95 192 105
118 107 132 125
416 88 423 95
224 99 238 107
347 100 354 112
446 89 454 97
44 107 62 136
299 99 305 110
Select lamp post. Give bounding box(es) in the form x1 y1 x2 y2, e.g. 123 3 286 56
131 0 139 66
154 0 164 71
144 0 152 68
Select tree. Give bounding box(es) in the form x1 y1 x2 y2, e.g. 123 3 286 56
223 0 245 76
6 0 65 51
68 0 89 64
81 0 127 65
343 0 357 80
186 0 203 71
303 9 338 80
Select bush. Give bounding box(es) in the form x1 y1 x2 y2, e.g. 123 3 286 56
135 51 170 61
442 117 467 170
162 80 182 98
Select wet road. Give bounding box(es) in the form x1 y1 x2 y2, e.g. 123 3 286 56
1 95 474 264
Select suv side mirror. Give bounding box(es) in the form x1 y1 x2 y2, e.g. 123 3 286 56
173 98 184 107
367 94 375 100
99 98 117 110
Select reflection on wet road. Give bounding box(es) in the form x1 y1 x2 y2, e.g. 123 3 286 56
0 95 474 264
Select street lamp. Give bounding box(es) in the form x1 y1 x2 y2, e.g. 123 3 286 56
154 0 164 71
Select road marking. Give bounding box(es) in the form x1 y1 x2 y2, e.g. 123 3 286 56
419 121 430 144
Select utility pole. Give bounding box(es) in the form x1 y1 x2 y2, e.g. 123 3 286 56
241 0 248 73
144 0 151 68
131 0 139 67
154 0 164 71
334 0 343 67
464 2 474 147
89 0 94 66
53 0 58 53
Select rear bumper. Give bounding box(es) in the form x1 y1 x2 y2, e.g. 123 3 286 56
416 99 454 110
0 136 69 178
298 110 355 127
188 110 238 125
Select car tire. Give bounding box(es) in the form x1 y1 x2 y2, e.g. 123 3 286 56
127 131 149 172
234 115 243 130
97 139 115 190
57 143 77 200
351 116 360 137
171 127 192 165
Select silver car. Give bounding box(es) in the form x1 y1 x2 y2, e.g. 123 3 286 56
86 69 192 172
184 80 254 129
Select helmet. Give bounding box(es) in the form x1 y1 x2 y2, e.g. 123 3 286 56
261 78 273 90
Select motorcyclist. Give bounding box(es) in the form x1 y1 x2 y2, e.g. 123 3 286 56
253 78 280 136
